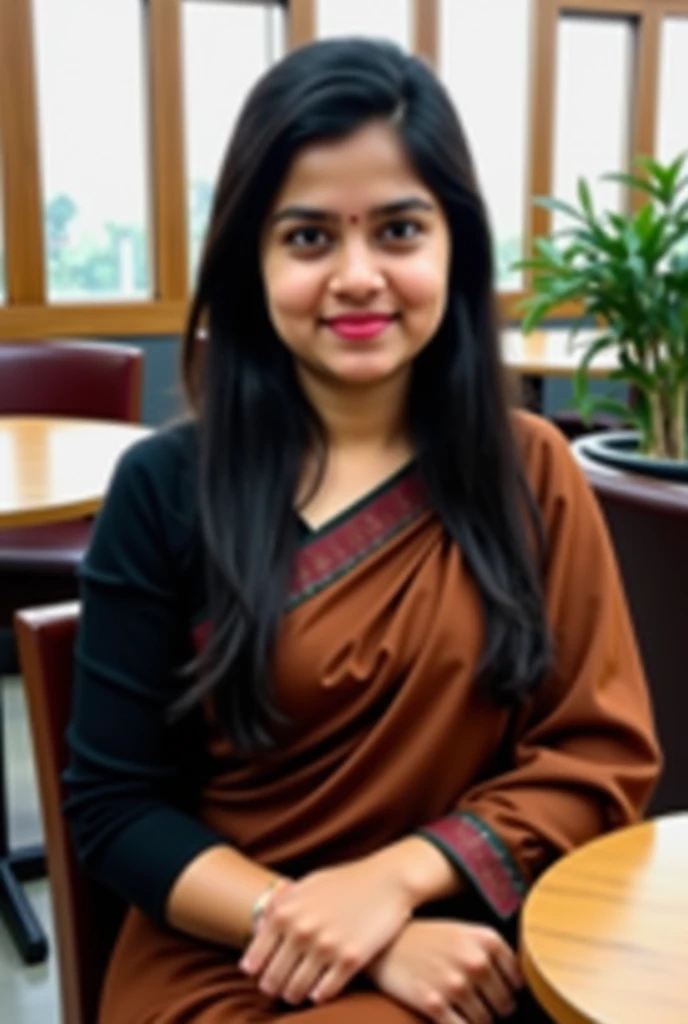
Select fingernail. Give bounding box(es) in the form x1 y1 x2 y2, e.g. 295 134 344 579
239 958 252 973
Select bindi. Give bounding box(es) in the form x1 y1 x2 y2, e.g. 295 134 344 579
348 214 361 225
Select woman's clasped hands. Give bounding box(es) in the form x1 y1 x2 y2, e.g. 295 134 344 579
238 856 524 1022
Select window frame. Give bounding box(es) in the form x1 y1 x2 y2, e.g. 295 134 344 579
0 0 686 338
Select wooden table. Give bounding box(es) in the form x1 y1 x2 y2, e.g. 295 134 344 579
501 327 619 378
0 416 152 527
521 814 688 1024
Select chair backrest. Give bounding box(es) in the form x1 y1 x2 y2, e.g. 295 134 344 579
0 340 143 422
573 447 688 815
595 490 688 815
14 603 125 1024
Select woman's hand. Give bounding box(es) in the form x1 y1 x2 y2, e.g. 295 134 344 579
368 919 524 1024
239 855 414 1006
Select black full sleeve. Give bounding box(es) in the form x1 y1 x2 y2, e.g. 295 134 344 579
63 426 228 924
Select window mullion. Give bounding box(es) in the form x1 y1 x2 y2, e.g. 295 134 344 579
147 0 189 301
0 0 45 304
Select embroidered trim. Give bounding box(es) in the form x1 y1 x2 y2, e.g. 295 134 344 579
191 470 429 646
286 472 428 610
417 810 527 919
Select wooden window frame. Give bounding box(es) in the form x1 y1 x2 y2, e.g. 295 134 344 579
0 0 686 338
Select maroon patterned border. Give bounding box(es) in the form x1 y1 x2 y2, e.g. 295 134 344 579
286 472 428 610
417 811 527 919
191 470 429 649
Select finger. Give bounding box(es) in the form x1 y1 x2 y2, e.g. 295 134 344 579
451 984 493 1024
310 950 361 1004
478 930 524 994
282 953 328 1006
476 968 517 1019
438 1005 470 1024
257 940 304 998
494 949 525 993
239 923 282 977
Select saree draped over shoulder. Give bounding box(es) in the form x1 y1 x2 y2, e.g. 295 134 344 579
96 412 660 1023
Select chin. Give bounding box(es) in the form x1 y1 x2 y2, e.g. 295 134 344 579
327 356 409 387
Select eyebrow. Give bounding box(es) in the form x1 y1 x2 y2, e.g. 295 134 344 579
270 196 435 226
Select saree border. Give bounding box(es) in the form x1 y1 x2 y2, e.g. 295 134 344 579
417 810 527 919
286 470 429 611
191 467 429 648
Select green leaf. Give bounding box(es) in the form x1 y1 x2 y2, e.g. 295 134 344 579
577 178 596 221
582 395 639 426
532 196 586 223
533 238 568 267
520 299 557 334
601 171 665 203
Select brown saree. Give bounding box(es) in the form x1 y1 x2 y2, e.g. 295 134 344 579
99 412 660 1023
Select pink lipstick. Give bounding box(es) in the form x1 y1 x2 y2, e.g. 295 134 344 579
325 314 397 341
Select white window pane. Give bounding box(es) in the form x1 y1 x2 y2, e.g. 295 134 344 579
317 0 412 50
184 1 286 282
552 17 634 233
439 0 531 290
657 17 688 166
34 0 151 302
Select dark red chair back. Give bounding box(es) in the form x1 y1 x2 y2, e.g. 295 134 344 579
0 340 142 422
14 603 124 1024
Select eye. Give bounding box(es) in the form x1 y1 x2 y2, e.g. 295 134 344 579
380 219 423 244
285 226 331 250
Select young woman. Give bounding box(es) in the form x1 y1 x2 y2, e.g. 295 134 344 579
65 38 661 1024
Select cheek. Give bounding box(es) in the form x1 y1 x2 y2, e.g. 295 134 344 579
264 259 325 323
393 254 449 317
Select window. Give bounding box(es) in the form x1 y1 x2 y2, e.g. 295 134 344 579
33 0 152 302
657 17 688 166
316 0 413 50
439 0 532 289
183 1 285 281
552 16 634 231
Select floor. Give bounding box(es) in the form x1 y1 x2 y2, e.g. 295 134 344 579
1 675 60 1024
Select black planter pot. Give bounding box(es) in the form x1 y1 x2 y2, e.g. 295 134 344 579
575 430 688 483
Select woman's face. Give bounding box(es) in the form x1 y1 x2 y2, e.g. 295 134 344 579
260 121 451 388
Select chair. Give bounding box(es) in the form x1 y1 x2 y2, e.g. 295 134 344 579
0 339 143 629
573 441 688 814
15 602 124 1024
0 339 141 963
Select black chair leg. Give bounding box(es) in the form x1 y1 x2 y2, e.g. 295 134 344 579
0 675 49 964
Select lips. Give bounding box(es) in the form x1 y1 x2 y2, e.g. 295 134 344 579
324 314 398 341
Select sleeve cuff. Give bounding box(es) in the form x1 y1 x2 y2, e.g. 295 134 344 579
92 806 228 924
416 811 527 920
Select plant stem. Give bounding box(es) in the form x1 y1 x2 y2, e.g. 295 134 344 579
649 391 667 458
670 384 687 461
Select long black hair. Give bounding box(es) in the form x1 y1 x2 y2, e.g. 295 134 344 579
176 37 552 752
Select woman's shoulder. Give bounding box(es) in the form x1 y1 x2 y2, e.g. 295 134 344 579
117 416 198 479
510 409 588 512
95 416 200 558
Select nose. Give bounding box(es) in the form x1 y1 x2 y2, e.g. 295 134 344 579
328 236 385 301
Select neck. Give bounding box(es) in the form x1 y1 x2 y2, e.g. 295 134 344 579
297 366 413 455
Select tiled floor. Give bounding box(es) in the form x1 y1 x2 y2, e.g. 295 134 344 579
1 676 60 1023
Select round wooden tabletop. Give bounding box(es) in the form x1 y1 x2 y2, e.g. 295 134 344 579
521 814 688 1024
0 416 152 527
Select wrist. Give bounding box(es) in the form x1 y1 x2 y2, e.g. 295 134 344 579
245 876 290 945
372 836 463 909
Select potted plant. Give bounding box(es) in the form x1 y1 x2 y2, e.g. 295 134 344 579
513 153 688 480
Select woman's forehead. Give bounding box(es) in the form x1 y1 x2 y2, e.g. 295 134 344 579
273 123 431 211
